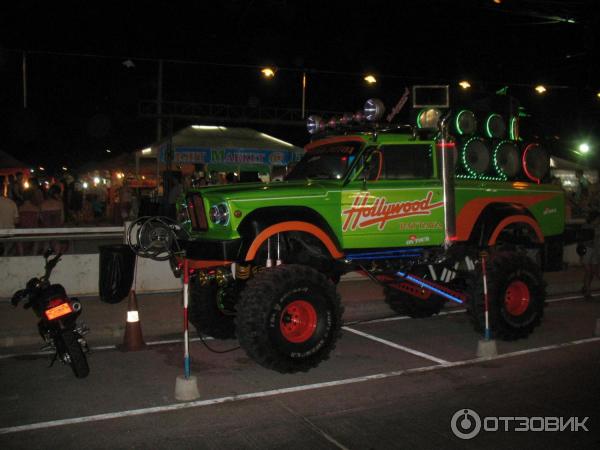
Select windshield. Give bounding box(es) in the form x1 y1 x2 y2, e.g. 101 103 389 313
286 141 363 180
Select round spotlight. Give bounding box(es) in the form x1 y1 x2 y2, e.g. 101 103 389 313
364 98 385 122
579 143 590 154
494 141 520 178
327 117 339 129
353 110 365 123
462 137 491 176
485 113 506 139
340 113 353 126
417 108 441 129
306 115 324 135
455 110 477 136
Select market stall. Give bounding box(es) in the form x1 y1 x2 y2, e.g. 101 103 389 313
0 149 30 197
136 125 304 184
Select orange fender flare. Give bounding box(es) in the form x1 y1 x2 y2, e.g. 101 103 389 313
487 215 544 246
244 221 344 261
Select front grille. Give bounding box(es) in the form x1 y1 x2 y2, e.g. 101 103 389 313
187 194 208 231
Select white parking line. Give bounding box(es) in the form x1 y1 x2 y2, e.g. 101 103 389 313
1 336 598 435
547 294 583 303
342 326 450 365
350 292 587 326
347 308 465 325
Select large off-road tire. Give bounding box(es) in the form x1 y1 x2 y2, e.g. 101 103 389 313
466 251 546 340
189 279 236 339
384 267 445 318
55 330 89 378
235 264 343 373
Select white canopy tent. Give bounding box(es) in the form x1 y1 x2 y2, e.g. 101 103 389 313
136 125 304 178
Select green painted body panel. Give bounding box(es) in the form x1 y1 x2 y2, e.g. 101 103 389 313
182 134 565 253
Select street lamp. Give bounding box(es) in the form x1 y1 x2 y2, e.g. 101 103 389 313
535 85 547 94
261 67 276 78
364 74 377 84
262 67 308 118
579 143 590 154
459 80 471 89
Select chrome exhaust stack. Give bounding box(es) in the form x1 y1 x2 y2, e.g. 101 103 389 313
438 112 456 248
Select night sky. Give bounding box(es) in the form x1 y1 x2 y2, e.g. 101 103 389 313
1 0 599 173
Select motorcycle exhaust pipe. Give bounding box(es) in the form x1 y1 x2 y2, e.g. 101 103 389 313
71 300 82 312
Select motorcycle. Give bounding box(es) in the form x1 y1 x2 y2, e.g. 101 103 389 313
11 249 90 378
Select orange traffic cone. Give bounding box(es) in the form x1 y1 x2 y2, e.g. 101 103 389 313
120 290 146 351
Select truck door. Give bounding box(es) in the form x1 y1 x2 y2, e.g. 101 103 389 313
341 143 445 249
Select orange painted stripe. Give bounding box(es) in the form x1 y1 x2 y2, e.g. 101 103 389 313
488 215 544 246
455 193 556 242
245 221 344 261
305 135 366 151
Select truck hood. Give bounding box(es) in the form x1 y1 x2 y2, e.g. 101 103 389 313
191 179 342 201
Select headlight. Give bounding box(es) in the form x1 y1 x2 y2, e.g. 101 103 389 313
209 203 230 226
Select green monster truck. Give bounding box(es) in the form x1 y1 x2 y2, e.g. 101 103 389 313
171 87 564 373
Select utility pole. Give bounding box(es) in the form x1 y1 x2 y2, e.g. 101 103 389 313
22 51 27 109
157 59 163 140
301 71 307 119
156 60 163 200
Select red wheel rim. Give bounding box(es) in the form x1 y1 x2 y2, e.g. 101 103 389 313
279 300 318 343
504 280 530 316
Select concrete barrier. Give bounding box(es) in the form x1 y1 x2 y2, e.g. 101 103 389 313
0 254 182 298
0 227 584 299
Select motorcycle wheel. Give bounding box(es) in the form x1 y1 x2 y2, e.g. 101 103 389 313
55 330 90 378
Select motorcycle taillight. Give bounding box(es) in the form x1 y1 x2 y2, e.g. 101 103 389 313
47 298 65 308
44 299 73 320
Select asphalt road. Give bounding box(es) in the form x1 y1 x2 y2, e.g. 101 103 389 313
1 293 599 449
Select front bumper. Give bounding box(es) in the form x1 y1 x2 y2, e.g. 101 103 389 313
178 238 243 262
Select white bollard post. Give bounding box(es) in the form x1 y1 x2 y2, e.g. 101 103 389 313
477 252 497 358
175 258 200 401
